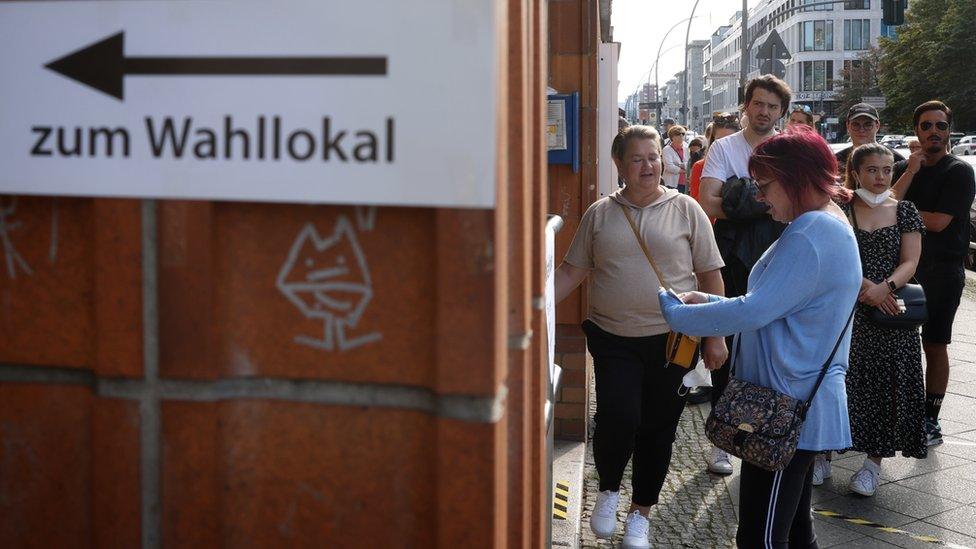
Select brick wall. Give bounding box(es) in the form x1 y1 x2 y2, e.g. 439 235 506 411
0 0 552 545
549 0 600 441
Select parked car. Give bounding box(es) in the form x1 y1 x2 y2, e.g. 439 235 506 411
952 135 976 156
950 132 966 149
879 134 905 147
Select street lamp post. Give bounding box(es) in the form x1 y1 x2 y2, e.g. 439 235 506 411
680 0 703 128
655 17 698 131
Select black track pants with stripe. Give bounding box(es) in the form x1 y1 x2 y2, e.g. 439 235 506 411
736 450 818 549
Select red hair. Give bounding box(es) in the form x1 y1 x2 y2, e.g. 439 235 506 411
748 126 851 216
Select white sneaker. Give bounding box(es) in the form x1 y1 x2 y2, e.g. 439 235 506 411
621 510 652 549
811 454 831 486
589 490 619 539
707 446 734 475
849 463 880 496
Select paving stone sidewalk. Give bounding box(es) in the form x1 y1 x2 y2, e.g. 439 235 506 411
579 273 976 549
579 383 738 548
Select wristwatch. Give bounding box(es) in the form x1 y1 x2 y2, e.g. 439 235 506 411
886 279 897 293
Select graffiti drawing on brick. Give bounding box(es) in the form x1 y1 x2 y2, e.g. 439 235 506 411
0 197 34 279
276 215 381 351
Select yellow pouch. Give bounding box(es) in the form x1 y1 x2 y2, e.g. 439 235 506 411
666 331 700 369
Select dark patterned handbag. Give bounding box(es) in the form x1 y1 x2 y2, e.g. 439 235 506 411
705 307 855 471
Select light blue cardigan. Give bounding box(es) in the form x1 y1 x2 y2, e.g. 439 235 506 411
659 210 862 451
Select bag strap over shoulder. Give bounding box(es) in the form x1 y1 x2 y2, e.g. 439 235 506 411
731 304 856 417
616 200 670 288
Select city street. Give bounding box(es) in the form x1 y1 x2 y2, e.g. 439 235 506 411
578 271 976 548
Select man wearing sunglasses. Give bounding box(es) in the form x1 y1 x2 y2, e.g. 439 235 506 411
836 103 905 174
892 100 976 447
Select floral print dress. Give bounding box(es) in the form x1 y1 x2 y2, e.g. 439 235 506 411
842 199 927 458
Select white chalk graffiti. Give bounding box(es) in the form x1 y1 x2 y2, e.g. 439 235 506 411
276 215 381 352
0 197 33 279
354 206 377 232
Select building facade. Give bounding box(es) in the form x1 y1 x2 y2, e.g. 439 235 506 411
686 40 709 132
706 0 897 140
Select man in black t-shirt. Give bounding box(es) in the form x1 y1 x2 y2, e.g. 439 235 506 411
835 103 905 176
892 100 976 447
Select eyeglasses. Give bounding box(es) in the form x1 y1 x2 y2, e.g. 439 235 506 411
849 120 877 131
673 132 686 136
919 121 949 131
752 179 773 197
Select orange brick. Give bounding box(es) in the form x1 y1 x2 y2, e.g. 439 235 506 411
92 398 141 548
162 401 437 547
0 385 92 547
560 367 587 389
561 387 586 403
548 1 582 54
93 199 144 377
0 196 95 368
555 418 585 440
560 351 587 371
555 401 585 420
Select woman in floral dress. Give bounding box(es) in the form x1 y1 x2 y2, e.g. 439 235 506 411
838 143 927 497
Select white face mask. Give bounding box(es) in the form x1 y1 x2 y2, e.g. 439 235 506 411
854 187 892 208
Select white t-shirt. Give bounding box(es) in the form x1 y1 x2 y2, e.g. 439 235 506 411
701 131 753 182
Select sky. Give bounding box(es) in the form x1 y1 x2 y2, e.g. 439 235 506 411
612 0 744 104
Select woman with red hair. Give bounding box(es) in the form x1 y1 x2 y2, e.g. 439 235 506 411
658 128 862 548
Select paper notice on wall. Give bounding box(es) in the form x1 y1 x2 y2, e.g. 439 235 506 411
547 99 567 151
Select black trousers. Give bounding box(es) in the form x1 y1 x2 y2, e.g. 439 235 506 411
711 255 752 407
736 450 818 549
583 321 688 506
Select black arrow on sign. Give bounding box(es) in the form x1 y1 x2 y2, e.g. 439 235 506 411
44 31 388 101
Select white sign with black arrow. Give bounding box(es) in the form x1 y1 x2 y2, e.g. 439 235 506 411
0 0 498 208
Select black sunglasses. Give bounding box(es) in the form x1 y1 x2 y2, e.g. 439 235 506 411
919 121 949 131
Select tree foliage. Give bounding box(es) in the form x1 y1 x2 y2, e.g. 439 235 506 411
877 0 976 132
831 47 883 131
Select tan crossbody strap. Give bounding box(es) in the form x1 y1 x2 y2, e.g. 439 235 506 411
616 200 668 287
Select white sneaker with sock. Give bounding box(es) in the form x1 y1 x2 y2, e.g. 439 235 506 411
811 454 831 486
589 490 619 539
621 510 652 549
849 460 880 496
707 446 734 475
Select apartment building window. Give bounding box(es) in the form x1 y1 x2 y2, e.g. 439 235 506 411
845 0 870 8
798 20 834 51
802 0 833 12
845 19 871 50
880 22 898 38
802 60 834 91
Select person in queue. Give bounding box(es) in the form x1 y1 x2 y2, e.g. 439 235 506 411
905 136 921 155
663 125 691 193
554 125 726 548
838 143 927 497
787 104 819 131
690 113 742 204
697 74 790 476
891 100 976 446
836 103 905 175
659 127 861 548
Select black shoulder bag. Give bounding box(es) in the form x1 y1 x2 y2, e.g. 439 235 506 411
848 203 927 329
